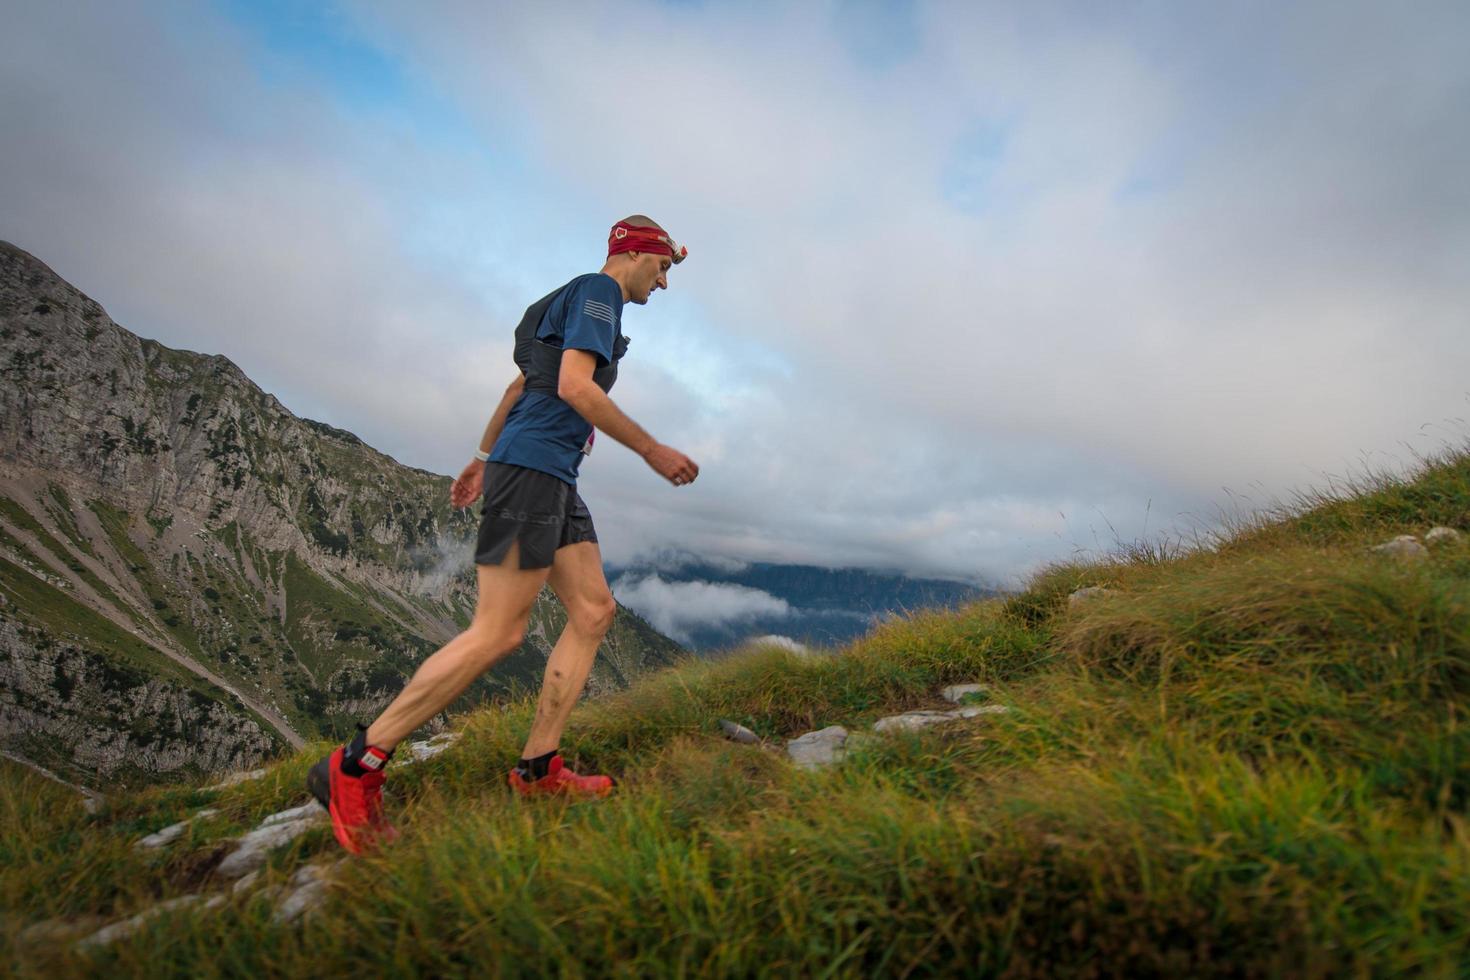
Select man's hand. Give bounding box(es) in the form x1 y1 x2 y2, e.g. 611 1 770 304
450 458 484 508
643 444 699 487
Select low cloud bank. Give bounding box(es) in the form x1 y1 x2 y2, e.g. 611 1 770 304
611 574 789 644
750 635 809 654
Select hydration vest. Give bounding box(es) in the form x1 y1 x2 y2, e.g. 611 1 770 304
512 280 626 397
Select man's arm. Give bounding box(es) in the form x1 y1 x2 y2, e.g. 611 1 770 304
477 373 526 456
558 349 699 486
449 373 525 508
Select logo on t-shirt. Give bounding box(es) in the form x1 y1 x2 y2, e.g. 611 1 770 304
583 299 615 326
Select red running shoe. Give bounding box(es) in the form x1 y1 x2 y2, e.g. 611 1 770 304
307 733 397 855
507 754 615 799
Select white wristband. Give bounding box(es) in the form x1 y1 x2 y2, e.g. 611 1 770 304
473 449 490 462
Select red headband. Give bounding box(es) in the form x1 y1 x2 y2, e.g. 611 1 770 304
607 221 688 264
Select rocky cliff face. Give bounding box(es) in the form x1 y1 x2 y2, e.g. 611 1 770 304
0 242 683 787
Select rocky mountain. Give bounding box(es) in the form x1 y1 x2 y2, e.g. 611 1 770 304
0 242 683 788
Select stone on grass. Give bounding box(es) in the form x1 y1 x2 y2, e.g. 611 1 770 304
259 802 321 827
719 719 761 744
941 684 989 704
875 705 1011 732
1425 526 1462 545
21 916 107 945
77 895 202 950
273 861 343 925
203 768 268 792
873 711 956 734
1068 587 1118 608
1371 535 1428 559
786 726 848 770
232 870 261 895
954 704 1010 719
134 809 219 850
217 804 327 878
401 731 460 764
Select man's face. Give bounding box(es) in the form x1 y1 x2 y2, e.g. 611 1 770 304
629 252 671 305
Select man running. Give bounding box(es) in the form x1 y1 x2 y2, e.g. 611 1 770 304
308 216 699 854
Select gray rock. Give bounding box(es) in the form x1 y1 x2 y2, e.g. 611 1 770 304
954 704 1010 718
1068 586 1119 608
786 726 848 770
941 684 989 704
1371 535 1428 559
1425 526 1462 545
259 802 321 827
204 768 269 792
719 719 761 744
77 895 202 950
875 705 1011 732
272 861 343 925
134 808 219 850
873 710 957 733
21 916 108 945
217 806 327 878
231 870 262 895
401 732 460 764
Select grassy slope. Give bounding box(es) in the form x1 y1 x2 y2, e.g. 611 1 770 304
4 452 1469 977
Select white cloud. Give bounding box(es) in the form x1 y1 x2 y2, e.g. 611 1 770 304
4 2 1468 585
609 575 789 644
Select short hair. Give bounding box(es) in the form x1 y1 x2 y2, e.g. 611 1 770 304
618 214 665 231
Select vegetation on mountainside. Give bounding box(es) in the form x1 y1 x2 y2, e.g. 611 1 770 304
2 240 685 789
4 449 1469 976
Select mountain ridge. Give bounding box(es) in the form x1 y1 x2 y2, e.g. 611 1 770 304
0 241 683 787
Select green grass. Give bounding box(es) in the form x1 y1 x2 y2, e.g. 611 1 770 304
0 495 136 620
4 450 1470 976
0 551 202 689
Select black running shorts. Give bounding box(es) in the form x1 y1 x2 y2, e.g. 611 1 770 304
474 462 598 570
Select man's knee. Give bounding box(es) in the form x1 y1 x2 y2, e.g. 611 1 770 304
468 619 526 657
570 592 616 637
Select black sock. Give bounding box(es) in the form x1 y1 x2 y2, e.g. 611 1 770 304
340 724 394 778
516 749 557 781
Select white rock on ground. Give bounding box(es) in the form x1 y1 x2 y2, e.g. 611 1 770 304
1426 526 1462 545
401 731 460 764
955 705 1011 718
273 861 345 924
719 719 761 744
1068 587 1118 608
874 705 1010 733
203 768 269 792
134 809 219 850
259 802 322 827
217 804 327 878
787 726 848 770
941 684 989 704
873 711 956 733
1371 535 1428 559
77 895 202 950
21 916 107 945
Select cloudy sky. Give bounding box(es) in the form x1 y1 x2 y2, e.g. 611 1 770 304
3 1 1467 588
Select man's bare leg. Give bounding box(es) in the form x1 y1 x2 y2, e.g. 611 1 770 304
520 541 616 758
366 543 550 750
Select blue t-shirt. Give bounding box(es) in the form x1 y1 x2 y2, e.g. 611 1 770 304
490 273 625 485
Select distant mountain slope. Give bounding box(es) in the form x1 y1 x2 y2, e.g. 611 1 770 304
0 242 683 787
608 556 992 652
